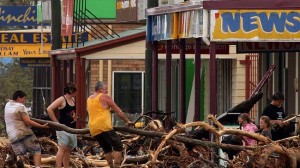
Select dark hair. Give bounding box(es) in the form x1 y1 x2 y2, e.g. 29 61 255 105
64 82 77 94
272 92 284 101
238 113 252 123
12 90 26 100
260 116 271 128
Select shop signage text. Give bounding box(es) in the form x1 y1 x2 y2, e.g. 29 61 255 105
158 43 229 54
0 32 89 44
211 10 300 41
237 42 300 53
20 58 50 67
0 6 37 26
0 44 51 57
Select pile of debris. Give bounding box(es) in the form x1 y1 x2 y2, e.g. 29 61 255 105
0 115 299 168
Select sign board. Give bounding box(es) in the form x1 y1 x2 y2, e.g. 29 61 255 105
159 0 184 6
178 10 203 38
151 13 178 41
37 1 52 23
0 32 91 58
0 44 51 57
237 42 300 53
151 9 204 41
137 0 147 20
210 10 300 42
0 32 89 44
116 0 137 22
61 0 74 36
158 43 229 54
0 6 38 26
20 58 50 67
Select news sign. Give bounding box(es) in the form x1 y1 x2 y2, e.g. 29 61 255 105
210 10 300 42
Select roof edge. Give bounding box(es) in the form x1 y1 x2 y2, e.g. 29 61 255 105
75 31 146 56
49 48 75 56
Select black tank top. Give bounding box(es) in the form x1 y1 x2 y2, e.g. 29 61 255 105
58 96 76 128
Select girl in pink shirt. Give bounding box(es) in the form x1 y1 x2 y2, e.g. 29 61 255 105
238 113 258 146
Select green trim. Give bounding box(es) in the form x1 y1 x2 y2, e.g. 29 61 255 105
185 60 194 113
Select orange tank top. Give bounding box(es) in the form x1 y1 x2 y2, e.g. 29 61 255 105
87 93 112 136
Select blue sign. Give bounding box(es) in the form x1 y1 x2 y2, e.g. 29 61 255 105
20 58 50 67
0 6 38 26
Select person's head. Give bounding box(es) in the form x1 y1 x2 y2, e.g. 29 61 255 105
12 90 26 104
260 116 271 130
238 113 251 125
95 81 108 94
271 92 284 107
64 82 77 97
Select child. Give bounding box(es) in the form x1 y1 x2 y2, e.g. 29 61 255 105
238 113 258 146
259 116 272 140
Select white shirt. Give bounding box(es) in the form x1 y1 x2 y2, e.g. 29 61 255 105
4 100 33 143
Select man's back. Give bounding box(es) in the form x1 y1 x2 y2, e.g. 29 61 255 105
87 93 112 136
4 100 33 142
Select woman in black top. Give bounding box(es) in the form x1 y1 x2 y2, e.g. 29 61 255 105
47 83 77 168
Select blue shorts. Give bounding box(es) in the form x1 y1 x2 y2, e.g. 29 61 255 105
11 134 41 155
56 131 77 149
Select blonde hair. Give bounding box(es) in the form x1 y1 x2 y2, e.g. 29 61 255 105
260 116 271 129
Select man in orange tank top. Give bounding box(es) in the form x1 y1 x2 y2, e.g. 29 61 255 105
87 81 133 168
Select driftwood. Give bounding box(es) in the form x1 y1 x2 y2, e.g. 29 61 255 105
31 117 254 152
32 117 271 149
30 115 300 168
31 118 90 134
0 137 109 168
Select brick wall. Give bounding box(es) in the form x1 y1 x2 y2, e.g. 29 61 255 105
89 59 145 94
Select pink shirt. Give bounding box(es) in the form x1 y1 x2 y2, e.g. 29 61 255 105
242 123 258 146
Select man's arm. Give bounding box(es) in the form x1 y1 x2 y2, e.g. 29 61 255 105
273 119 285 127
20 113 48 128
104 95 132 125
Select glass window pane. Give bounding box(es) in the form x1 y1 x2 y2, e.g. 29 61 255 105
114 72 142 114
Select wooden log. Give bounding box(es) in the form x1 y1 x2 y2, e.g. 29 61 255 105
41 156 56 164
31 118 254 152
31 118 90 134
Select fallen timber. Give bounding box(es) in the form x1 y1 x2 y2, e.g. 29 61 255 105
25 117 300 168
31 118 254 152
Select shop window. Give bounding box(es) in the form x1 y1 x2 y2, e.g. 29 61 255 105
113 71 144 115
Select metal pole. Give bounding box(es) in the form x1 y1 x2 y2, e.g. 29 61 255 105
166 40 172 130
194 38 201 121
179 39 186 123
210 42 216 115
145 0 158 114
